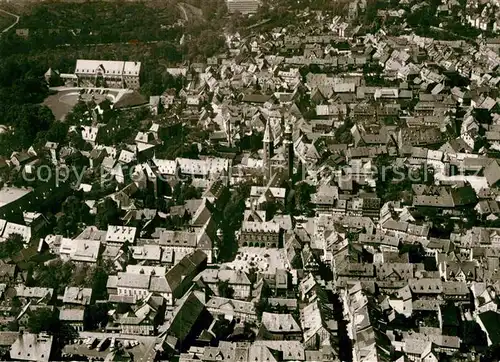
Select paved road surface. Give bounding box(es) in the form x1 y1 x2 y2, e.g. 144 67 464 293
177 3 189 21
0 8 19 33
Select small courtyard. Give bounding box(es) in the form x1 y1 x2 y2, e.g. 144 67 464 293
223 247 289 274
43 88 122 121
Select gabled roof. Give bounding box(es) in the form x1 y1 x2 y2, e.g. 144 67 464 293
114 91 148 109
191 198 214 227
161 250 207 293
59 308 84 322
166 291 205 342
263 120 274 143
409 278 443 294
262 312 301 333
62 287 92 305
485 159 500 187
10 333 53 362
206 297 256 315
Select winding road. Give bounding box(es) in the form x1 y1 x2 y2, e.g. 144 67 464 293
177 3 189 22
0 8 19 33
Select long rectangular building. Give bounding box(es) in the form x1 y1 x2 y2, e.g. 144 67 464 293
226 0 260 14
72 60 141 89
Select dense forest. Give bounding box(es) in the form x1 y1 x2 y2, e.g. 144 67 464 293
0 0 230 157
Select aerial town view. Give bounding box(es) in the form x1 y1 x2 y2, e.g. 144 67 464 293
0 0 499 361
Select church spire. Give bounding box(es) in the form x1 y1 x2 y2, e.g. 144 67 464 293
262 121 274 184
284 122 294 181
263 120 274 143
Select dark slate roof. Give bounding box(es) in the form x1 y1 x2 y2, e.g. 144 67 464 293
168 291 205 342
478 311 500 345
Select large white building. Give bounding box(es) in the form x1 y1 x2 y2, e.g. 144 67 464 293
68 60 141 89
226 0 260 14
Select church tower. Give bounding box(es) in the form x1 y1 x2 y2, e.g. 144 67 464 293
284 122 294 180
263 121 274 183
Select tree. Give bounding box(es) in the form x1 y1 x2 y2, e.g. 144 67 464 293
144 194 156 209
10 296 22 315
84 303 109 330
56 195 92 237
239 132 263 152
462 321 487 349
406 4 438 32
400 243 426 264
11 104 54 149
261 201 278 221
289 182 315 216
247 267 258 284
0 132 16 157
255 298 270 319
33 260 75 294
375 155 413 203
65 101 91 126
88 261 112 300
95 198 121 229
172 182 182 203
70 263 91 287
67 131 88 150
218 183 251 261
334 118 354 144
217 280 235 299
65 194 91 216
482 345 500 362
45 121 69 144
27 308 59 334
173 183 202 205
0 234 24 259
65 151 89 174
6 320 19 332
291 256 303 270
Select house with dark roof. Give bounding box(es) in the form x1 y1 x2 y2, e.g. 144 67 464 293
439 303 461 337
151 250 207 306
477 311 500 346
165 291 210 352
